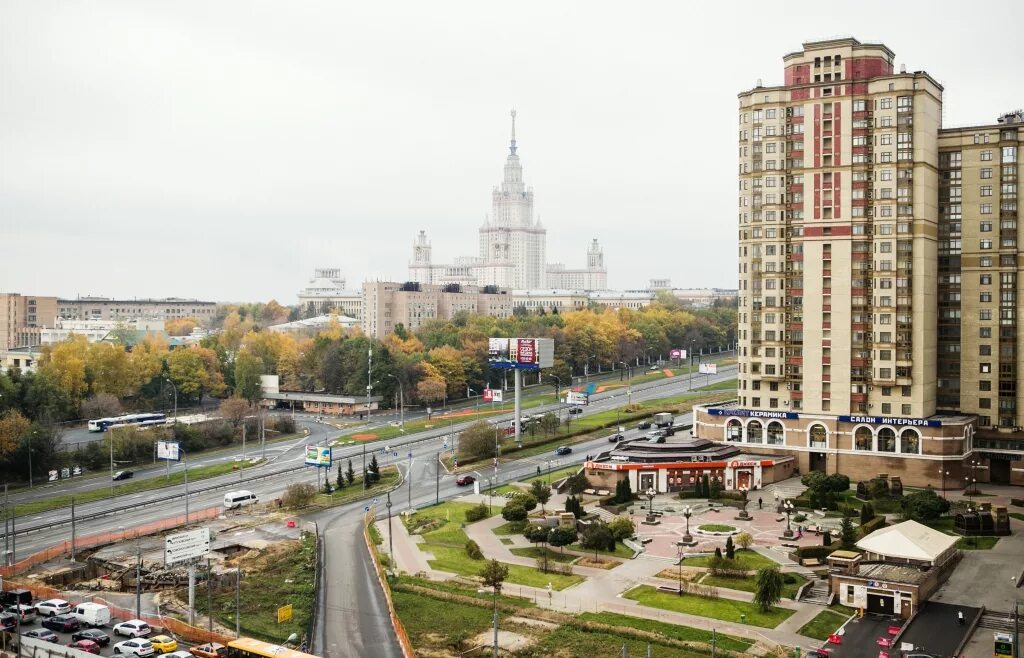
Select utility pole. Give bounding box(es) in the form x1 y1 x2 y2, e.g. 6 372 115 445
361 444 366 491
366 347 373 424
435 452 440 505
3 483 8 562
513 368 522 447
241 424 246 477
135 543 142 619
71 497 77 562
386 491 394 566
492 586 499 658
407 452 412 511
207 558 213 633
235 568 241 638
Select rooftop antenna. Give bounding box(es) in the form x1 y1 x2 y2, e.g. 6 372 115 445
509 109 518 155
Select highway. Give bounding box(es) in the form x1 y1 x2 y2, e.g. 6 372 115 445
6 365 736 658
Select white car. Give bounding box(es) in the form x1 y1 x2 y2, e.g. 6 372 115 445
113 639 155 657
113 620 153 638
35 599 72 617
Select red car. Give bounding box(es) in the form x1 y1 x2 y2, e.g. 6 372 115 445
455 475 475 486
69 640 102 654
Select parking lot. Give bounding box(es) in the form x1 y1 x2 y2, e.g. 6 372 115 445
3 600 199 658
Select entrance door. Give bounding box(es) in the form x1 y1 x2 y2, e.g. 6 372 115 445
809 452 827 473
639 472 656 492
736 470 752 490
866 593 895 616
990 459 1011 485
900 598 912 619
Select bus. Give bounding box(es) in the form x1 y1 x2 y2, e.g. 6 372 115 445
227 638 319 658
87 412 167 432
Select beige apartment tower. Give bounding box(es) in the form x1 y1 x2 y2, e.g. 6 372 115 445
695 38 1024 487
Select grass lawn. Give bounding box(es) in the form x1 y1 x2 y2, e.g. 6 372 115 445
528 625 721 658
14 458 266 517
395 576 536 607
425 544 583 590
569 541 635 558
578 612 752 653
312 466 401 508
192 533 314 643
957 536 1000 550
696 523 737 533
487 483 526 496
510 546 578 563
696 378 737 391
1009 512 1024 522
798 608 854 641
681 549 779 571
522 464 581 486
493 521 526 536
624 585 794 628
392 588 495 650
402 500 494 545
700 572 808 600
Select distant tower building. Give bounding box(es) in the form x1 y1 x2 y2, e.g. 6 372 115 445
409 231 437 284
546 238 607 290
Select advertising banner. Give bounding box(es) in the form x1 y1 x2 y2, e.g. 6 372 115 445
566 391 589 406
670 349 687 360
482 388 503 403
305 445 332 467
488 337 553 369
157 441 182 461
698 363 718 375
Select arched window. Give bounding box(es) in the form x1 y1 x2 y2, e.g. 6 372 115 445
767 421 784 445
854 426 873 451
726 419 743 441
900 428 920 454
808 424 828 447
877 427 897 452
747 420 763 443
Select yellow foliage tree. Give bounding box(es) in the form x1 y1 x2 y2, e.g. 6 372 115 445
165 318 199 336
39 334 89 401
0 409 31 460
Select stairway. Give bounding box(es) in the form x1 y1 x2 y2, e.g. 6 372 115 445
977 610 1018 633
590 506 617 523
758 477 808 505
800 579 833 606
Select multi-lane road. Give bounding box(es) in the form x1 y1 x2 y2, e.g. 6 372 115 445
8 364 737 658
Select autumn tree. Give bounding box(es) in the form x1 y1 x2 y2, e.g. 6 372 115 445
0 410 31 461
39 334 89 402
80 393 123 420
165 318 199 336
234 350 265 403
457 421 501 461
167 346 225 401
219 397 250 428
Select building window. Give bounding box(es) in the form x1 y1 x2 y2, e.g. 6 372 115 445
981 150 993 161
854 426 873 451
726 419 743 441
747 420 763 444
900 429 920 454
877 427 897 452
766 421 784 445
981 204 993 214
808 424 827 448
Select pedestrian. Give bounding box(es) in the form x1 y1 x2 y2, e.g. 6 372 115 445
758 497 763 510
957 610 964 625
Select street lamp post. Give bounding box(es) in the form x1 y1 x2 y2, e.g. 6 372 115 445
676 541 685 596
618 361 632 407
646 487 657 521
782 500 795 538
27 431 34 489
689 341 696 389
164 378 178 422
737 486 750 520
388 374 404 430
682 505 693 544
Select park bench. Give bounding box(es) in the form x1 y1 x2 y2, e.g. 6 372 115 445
800 558 823 567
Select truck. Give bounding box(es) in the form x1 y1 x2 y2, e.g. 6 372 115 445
653 413 674 428
71 602 111 627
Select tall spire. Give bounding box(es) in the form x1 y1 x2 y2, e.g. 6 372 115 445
509 109 517 156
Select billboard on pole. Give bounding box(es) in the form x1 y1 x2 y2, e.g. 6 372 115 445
699 363 718 375
566 391 589 406
670 349 687 360
165 528 210 565
482 388 503 403
157 441 181 461
305 445 332 467
488 338 553 370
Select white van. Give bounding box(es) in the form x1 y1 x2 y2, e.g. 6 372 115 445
223 490 259 510
71 602 111 627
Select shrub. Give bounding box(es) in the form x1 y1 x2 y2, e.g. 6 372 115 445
565 471 589 495
860 502 875 524
457 421 502 461
783 573 797 584
465 502 490 522
465 539 483 560
272 415 297 435
281 483 317 509
501 501 528 523
607 516 635 542
725 535 735 560
793 513 807 523
859 516 887 537
509 492 538 512
735 532 754 550
901 489 950 523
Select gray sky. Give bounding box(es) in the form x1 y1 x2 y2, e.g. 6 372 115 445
2 0 1021 303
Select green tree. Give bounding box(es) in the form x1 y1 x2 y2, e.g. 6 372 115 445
501 501 528 523
860 502 875 524
901 488 950 523
607 516 635 542
346 459 355 486
700 474 710 498
564 495 584 518
725 535 735 560
548 527 577 553
580 521 615 558
367 454 380 483
539 412 560 436
233 350 265 403
509 491 538 512
565 471 589 495
709 476 723 499
480 559 509 594
336 463 346 489
457 421 501 461
753 567 784 612
840 516 857 549
530 480 552 512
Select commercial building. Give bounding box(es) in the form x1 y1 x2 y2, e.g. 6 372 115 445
0 346 42 373
583 436 795 494
409 112 608 291
259 375 381 416
0 293 58 349
38 319 166 344
694 38 1024 487
508 289 654 314
295 268 364 319
361 281 513 338
58 297 217 321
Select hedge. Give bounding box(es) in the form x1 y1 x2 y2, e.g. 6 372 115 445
1011 498 1024 507
858 516 887 537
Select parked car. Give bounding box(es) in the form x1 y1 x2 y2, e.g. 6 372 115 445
24 628 60 643
3 604 36 623
114 639 156 657
0 613 17 632
112 470 134 481
149 635 178 653
637 420 652 430
42 614 81 632
167 652 195 658
71 602 111 627
113 619 153 638
555 446 572 455
608 433 625 442
68 639 102 654
35 599 72 617
455 475 475 486
73 628 111 646
189 643 227 658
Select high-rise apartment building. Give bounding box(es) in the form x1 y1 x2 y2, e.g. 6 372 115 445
361 281 513 338
0 293 58 349
695 38 1024 488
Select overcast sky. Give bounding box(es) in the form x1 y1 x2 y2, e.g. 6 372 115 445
2 1 1022 303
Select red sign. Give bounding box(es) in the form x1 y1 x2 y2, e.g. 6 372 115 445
515 339 537 364
483 388 494 402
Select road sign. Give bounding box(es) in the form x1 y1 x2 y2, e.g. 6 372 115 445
157 441 182 461
165 528 210 565
277 604 293 623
